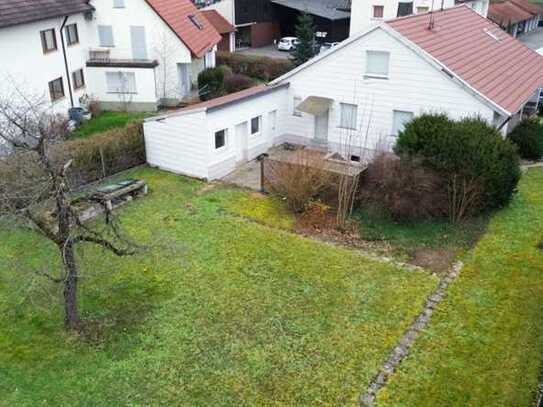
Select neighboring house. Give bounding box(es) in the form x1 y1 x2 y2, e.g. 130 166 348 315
349 0 488 35
144 5 543 180
0 0 221 114
87 0 221 110
201 10 237 52
0 0 94 114
271 0 352 42
488 0 543 37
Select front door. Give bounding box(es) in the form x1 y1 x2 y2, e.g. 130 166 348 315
235 121 248 162
177 63 191 97
130 26 148 60
314 110 329 143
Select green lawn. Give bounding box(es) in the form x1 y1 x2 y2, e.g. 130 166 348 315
71 111 150 138
0 168 437 405
377 168 543 406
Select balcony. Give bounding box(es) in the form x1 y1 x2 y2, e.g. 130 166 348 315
86 48 158 69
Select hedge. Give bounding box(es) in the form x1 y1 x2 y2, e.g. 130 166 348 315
507 118 543 160
216 51 294 82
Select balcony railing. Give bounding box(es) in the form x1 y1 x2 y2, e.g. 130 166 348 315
87 48 158 68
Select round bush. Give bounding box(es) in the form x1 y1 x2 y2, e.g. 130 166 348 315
395 114 520 217
507 118 543 160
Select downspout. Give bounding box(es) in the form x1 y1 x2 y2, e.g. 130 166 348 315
60 16 74 108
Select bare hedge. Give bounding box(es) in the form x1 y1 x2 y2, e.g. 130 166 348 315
216 52 294 82
0 122 146 197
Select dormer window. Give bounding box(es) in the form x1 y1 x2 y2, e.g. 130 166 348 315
188 15 203 30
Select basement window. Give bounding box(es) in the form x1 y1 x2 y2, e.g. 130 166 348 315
189 15 204 30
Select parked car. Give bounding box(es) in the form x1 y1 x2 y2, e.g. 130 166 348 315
277 37 300 51
319 42 340 54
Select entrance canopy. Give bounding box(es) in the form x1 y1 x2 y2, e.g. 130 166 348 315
296 96 334 116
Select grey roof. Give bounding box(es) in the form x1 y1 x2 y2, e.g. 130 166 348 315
271 0 351 20
0 0 93 29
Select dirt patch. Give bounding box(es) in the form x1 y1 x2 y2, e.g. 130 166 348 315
410 247 456 275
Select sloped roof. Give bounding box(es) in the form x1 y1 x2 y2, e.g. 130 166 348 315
387 5 543 113
0 0 93 29
201 10 235 34
270 0 351 20
144 0 221 58
488 1 534 25
509 0 543 15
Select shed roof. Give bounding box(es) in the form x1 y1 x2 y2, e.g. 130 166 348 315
488 1 534 25
0 0 93 29
387 5 543 113
201 10 235 34
144 0 221 58
270 0 351 20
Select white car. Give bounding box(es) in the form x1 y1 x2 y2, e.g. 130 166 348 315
277 37 300 51
319 42 340 54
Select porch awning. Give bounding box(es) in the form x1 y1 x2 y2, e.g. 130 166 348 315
296 96 334 116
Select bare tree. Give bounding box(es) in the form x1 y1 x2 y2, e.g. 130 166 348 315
0 89 137 330
154 31 182 104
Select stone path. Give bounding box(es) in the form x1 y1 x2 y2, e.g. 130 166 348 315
359 261 464 406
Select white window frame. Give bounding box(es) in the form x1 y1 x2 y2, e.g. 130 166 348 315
106 72 137 94
339 103 358 130
214 128 227 150
98 25 115 47
365 50 390 79
250 116 261 135
293 96 302 117
392 110 414 136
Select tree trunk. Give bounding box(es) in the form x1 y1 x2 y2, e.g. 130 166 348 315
62 243 80 330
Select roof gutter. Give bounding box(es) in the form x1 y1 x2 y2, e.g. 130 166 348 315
60 16 74 108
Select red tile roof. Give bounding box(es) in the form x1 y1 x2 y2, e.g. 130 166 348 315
144 0 221 58
488 1 533 25
387 5 543 113
201 10 236 34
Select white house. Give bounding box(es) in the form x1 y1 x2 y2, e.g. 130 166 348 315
0 0 222 114
145 5 543 180
349 0 489 35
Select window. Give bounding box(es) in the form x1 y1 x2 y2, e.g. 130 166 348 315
113 0 126 7
215 129 226 149
65 24 79 46
397 2 414 17
351 155 361 162
365 51 390 78
72 69 85 90
40 29 57 53
48 77 64 101
416 6 429 13
339 103 358 129
188 15 204 30
373 5 384 18
106 72 137 93
251 116 261 135
98 25 114 47
204 50 215 69
293 96 302 116
392 110 414 135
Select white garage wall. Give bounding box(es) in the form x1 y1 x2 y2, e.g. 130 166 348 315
144 109 209 178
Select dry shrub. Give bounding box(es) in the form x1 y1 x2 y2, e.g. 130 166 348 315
264 150 335 212
224 74 255 94
216 52 294 81
0 122 146 208
361 153 447 220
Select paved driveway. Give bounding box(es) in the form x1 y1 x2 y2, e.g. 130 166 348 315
519 27 543 52
237 45 291 60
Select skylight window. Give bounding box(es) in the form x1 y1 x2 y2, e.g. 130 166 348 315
484 27 504 42
188 15 203 30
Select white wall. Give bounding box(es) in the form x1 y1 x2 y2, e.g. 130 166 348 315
349 0 456 36
280 27 496 153
89 0 194 102
0 14 94 114
144 110 210 178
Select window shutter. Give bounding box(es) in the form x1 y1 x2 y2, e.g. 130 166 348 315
98 25 114 47
366 51 390 77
